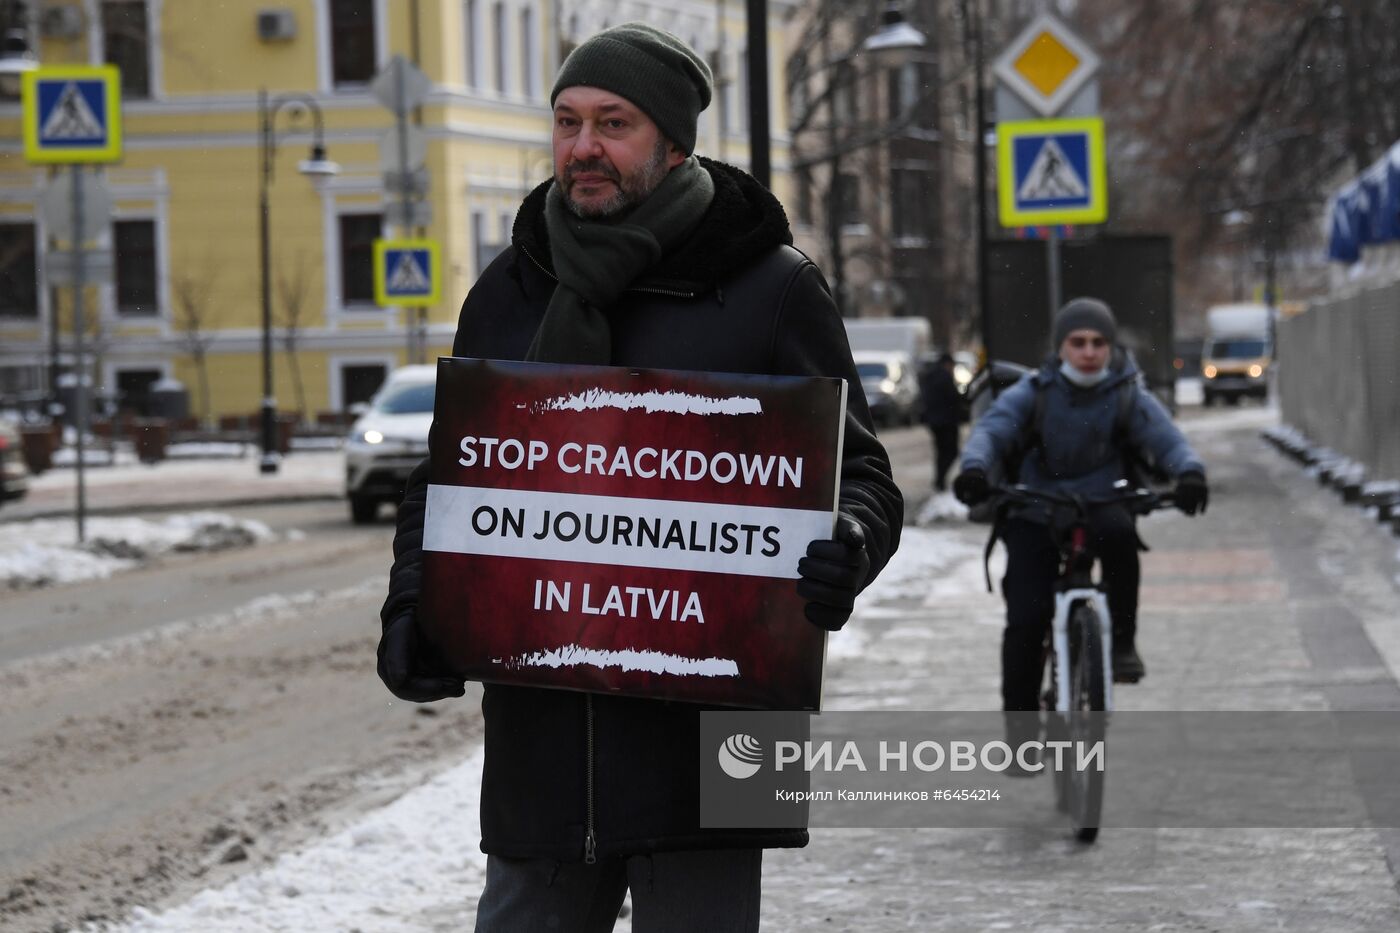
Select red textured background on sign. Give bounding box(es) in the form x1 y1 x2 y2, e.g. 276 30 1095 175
419 359 845 710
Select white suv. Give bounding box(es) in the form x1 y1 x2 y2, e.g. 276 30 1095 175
344 365 435 524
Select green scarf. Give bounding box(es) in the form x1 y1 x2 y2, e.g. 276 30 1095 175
526 156 715 365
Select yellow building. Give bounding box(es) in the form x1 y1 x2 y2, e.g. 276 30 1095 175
0 0 791 421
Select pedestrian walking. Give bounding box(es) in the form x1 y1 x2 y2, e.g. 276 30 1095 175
376 23 904 932
919 352 963 492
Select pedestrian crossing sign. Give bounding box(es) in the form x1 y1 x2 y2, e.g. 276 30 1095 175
21 66 124 164
374 238 441 307
996 117 1106 226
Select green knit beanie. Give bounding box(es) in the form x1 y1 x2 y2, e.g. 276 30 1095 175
551 23 713 156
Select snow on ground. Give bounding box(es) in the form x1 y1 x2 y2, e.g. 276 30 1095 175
96 526 983 932
915 490 968 526
1175 377 1204 407
98 750 490 933
0 512 276 589
1180 402 1278 434
28 449 345 493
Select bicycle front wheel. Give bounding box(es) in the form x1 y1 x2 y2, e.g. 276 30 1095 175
1067 602 1106 842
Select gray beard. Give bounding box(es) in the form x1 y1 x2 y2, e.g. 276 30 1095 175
562 139 671 220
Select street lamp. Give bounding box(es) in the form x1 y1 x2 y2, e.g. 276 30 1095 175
257 89 339 475
820 2 924 316
863 2 926 64
960 0 991 362
0 2 37 97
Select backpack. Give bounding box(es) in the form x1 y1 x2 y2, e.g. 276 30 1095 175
974 375 1161 591
967 375 1144 525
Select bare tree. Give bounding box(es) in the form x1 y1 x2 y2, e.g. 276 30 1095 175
172 264 220 422
275 254 314 425
1075 0 1400 310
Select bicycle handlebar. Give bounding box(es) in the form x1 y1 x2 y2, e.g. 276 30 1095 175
991 483 1176 517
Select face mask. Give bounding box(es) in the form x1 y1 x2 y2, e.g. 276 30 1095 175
1060 360 1110 388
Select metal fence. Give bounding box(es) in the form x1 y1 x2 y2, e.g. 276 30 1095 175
1279 281 1400 480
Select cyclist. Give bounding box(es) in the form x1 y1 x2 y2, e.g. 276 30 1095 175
953 298 1208 714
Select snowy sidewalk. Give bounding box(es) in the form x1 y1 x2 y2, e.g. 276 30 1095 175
84 406 1400 932
2 450 344 522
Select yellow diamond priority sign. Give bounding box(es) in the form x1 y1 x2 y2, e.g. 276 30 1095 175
1014 33 1080 98
994 14 1099 118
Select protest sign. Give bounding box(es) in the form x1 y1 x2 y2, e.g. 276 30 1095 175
419 358 847 710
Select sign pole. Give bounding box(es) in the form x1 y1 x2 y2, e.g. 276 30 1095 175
70 163 89 543
391 58 418 364
23 64 124 541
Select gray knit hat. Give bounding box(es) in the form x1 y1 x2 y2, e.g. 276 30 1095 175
1053 297 1118 347
551 23 713 156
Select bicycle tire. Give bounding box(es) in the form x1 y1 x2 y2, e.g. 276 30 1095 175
1067 603 1106 843
1039 640 1072 812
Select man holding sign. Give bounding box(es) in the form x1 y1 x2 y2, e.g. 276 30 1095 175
377 23 902 932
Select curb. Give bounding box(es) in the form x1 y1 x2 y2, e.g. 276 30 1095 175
0 491 345 524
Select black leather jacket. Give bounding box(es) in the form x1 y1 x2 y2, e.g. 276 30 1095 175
382 158 903 861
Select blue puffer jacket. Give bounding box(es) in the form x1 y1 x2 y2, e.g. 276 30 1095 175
960 352 1203 522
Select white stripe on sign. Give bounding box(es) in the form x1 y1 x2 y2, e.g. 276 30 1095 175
423 484 832 579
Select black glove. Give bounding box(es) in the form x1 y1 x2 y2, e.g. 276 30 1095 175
953 468 989 506
797 514 871 632
377 612 467 703
1174 471 1209 516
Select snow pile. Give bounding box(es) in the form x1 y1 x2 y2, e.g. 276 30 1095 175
915 490 968 525
0 512 275 589
99 750 490 933
827 526 987 661
858 527 982 607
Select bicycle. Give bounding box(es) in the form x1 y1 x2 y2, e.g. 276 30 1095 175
991 481 1175 843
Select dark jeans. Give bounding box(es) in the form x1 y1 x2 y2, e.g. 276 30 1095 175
929 424 960 490
473 849 762 933
999 508 1141 711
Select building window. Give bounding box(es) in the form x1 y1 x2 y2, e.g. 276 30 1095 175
788 52 809 122
836 173 862 227
520 6 539 99
330 0 376 86
115 368 161 416
795 168 813 226
102 1 151 99
0 223 38 319
492 2 507 93
464 0 481 88
340 363 387 410
891 168 931 239
114 219 158 315
736 49 749 133
833 62 857 126
887 63 920 120
339 213 382 305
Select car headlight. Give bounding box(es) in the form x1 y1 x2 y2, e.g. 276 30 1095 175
1203 365 1217 379
879 379 897 394
361 430 384 445
1248 364 1263 378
